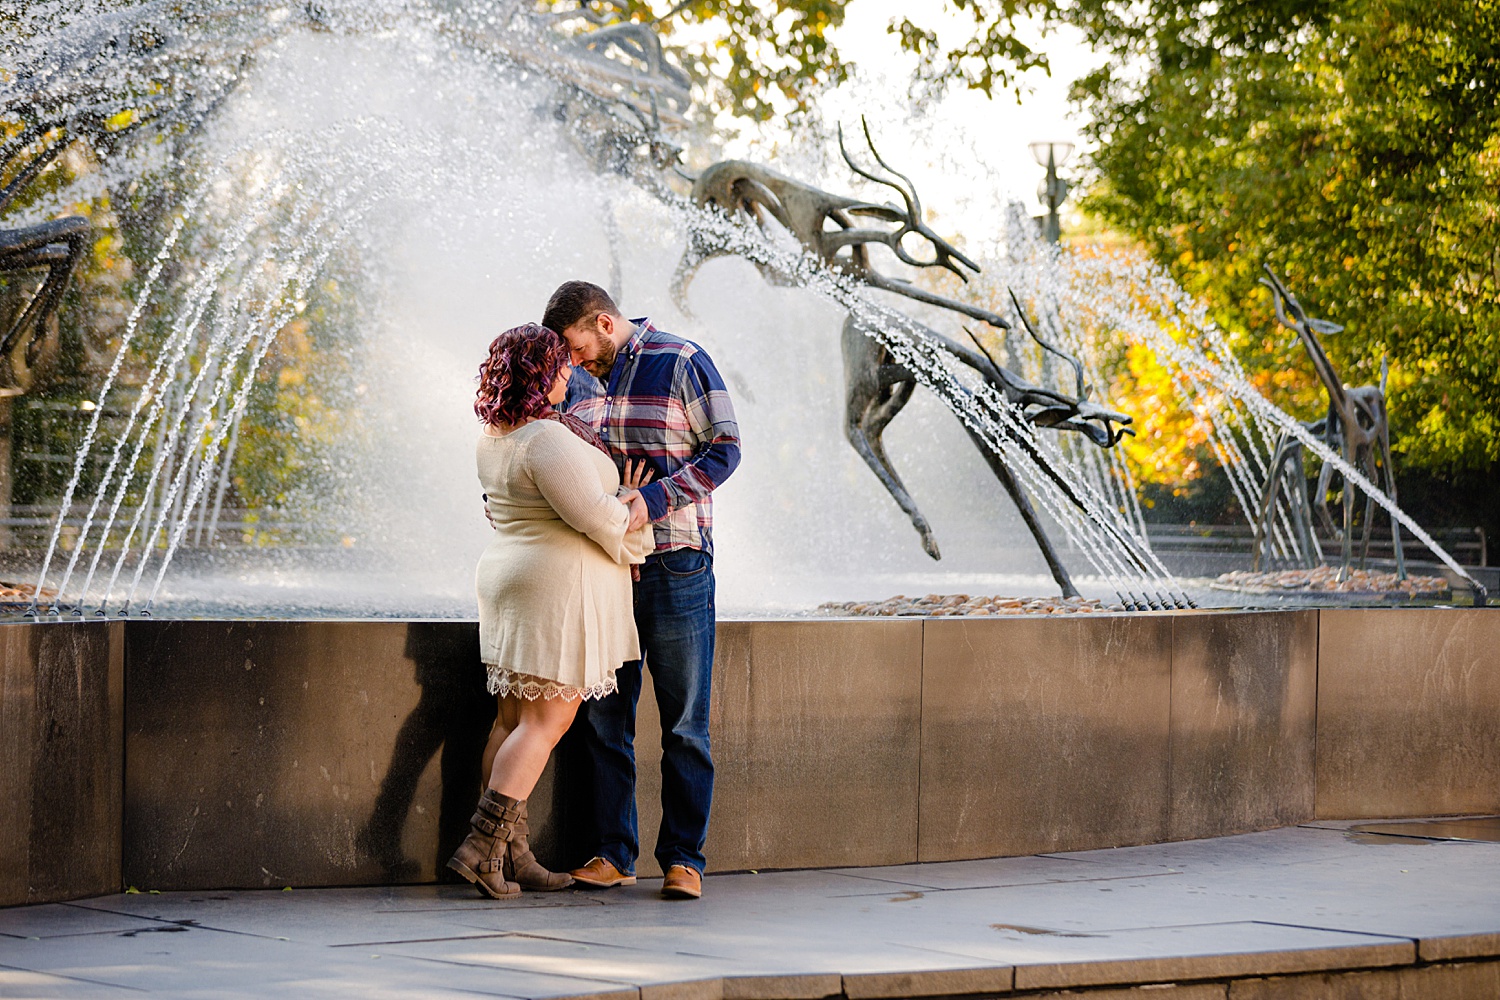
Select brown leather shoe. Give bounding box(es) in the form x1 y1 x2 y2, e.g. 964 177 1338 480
569 856 636 888
661 864 702 899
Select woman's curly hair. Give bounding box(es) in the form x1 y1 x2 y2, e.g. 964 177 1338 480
475 323 570 427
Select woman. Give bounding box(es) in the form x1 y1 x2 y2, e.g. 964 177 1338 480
448 323 653 899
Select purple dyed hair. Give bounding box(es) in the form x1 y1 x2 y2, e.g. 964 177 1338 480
475 323 570 427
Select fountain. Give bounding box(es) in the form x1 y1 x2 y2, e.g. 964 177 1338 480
0 0 1493 913
1 0 1481 615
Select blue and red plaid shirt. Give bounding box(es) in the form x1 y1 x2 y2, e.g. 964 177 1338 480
563 318 741 555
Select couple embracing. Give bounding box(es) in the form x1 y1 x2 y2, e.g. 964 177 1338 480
447 280 740 901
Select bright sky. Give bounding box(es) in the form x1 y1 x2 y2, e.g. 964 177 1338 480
723 0 1106 240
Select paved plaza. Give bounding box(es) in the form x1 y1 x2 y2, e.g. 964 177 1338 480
2 820 1498 999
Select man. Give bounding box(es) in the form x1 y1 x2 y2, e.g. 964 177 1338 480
541 280 740 900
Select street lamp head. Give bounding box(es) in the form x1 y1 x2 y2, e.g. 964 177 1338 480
1029 141 1076 167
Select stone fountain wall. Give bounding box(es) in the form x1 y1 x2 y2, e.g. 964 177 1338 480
1 609 1497 906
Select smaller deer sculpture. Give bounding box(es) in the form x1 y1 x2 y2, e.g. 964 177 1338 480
1251 266 1404 581
673 121 1136 598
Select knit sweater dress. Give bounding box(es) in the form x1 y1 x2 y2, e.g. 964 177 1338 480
475 419 653 700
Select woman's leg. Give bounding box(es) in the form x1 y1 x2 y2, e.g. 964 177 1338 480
481 695 521 789
488 694 580 799
450 689 581 896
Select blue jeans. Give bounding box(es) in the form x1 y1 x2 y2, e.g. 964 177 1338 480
574 547 715 875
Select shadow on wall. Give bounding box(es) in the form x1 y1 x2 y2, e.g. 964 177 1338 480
359 623 495 880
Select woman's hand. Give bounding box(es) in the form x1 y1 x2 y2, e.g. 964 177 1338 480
617 488 650 532
622 459 655 490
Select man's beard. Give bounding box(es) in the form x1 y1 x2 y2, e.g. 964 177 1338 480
582 329 617 379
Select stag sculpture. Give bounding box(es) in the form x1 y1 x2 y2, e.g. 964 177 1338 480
672 121 1134 598
1251 266 1404 581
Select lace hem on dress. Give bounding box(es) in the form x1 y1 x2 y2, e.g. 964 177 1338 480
485 664 619 702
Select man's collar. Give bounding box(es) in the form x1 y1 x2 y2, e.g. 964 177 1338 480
623 316 651 356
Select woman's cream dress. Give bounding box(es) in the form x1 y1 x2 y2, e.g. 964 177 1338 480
476 419 653 700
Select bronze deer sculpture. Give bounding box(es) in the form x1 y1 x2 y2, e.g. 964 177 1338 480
672 121 1134 598
1251 266 1404 581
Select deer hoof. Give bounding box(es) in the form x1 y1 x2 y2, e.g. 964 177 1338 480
921 533 942 561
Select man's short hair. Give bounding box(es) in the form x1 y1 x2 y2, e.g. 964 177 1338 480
542 280 619 334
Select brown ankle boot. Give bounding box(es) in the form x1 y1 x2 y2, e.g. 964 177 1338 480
506 801 573 891
446 789 523 899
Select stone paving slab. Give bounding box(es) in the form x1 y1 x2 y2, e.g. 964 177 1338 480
0 824 1497 998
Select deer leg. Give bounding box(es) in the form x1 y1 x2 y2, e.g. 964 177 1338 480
1380 427 1406 579
1252 432 1292 572
842 320 939 559
1313 459 1340 544
1288 449 1320 569
959 424 1080 598
1351 445 1376 571
1350 449 1362 581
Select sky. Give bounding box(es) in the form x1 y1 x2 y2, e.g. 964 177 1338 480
723 0 1107 238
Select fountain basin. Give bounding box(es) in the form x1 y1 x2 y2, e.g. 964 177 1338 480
2 608 1497 907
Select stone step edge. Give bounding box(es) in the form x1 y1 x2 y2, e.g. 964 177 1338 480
543 933 1500 1000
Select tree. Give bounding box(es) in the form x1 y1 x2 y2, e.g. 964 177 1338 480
565 0 1050 121
1072 0 1500 478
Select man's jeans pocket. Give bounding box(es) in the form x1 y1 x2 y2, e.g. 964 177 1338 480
653 547 710 578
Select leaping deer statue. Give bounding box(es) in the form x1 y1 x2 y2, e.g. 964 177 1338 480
1251 266 1404 581
672 121 1135 598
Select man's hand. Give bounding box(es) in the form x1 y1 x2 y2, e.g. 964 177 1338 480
622 459 655 490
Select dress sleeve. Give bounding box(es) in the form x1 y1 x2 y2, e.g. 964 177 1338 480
526 425 645 565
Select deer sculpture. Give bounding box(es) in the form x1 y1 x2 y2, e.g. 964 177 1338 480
672 121 1136 599
1251 266 1404 581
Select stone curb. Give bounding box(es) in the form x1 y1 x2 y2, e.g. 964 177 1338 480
543 935 1500 1000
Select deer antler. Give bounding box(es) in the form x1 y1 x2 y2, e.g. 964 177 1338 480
837 119 978 279
1007 288 1087 400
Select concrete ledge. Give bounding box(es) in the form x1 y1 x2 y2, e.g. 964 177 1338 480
842 967 1013 998
2 607 1497 902
0 620 123 906
1420 932 1500 962
1229 960 1500 999
1011 938 1415 991
723 973 843 999
1316 608 1500 819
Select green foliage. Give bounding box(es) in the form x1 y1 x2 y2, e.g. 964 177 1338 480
889 0 1050 100
1071 0 1500 474
575 0 1051 120
562 0 853 121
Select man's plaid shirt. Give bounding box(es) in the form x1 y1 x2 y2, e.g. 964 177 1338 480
563 318 741 555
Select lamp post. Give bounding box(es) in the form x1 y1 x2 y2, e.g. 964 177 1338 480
1029 141 1074 243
